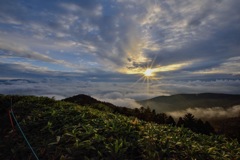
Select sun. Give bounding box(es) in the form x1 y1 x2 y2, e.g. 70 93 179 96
144 68 153 77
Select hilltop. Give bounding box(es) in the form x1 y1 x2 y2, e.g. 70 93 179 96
63 94 116 108
1 94 240 159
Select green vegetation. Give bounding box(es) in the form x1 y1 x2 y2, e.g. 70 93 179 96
1 95 240 159
64 95 216 136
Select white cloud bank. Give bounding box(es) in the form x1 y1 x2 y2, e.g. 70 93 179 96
167 105 240 120
99 98 141 109
94 92 141 109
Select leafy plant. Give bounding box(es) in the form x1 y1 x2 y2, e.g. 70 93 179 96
1 95 240 160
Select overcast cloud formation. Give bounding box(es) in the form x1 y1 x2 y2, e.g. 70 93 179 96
0 0 240 103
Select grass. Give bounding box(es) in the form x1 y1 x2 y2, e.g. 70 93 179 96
1 95 240 159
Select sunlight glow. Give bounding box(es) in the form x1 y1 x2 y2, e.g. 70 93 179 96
144 68 153 77
120 61 192 75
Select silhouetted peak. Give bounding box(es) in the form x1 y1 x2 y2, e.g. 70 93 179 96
63 94 99 106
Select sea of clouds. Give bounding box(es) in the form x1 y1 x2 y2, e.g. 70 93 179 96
1 78 240 115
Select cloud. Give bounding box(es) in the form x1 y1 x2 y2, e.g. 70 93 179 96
124 92 162 101
142 0 240 73
102 92 124 99
167 105 240 120
1 78 240 110
152 80 240 95
0 79 142 108
0 40 59 63
0 34 86 70
94 92 141 108
194 56 240 75
100 98 141 109
40 94 66 100
0 62 52 79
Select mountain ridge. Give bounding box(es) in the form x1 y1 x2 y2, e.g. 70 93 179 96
137 93 240 113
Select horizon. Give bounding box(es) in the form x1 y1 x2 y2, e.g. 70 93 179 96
0 0 240 107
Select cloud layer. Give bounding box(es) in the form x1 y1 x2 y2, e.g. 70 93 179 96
167 105 240 120
1 79 240 108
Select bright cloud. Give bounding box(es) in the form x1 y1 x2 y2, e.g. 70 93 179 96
167 105 240 120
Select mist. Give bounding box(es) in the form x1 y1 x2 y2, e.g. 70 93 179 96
167 105 240 120
94 92 142 109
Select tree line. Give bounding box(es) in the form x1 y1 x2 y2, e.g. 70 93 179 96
112 106 215 135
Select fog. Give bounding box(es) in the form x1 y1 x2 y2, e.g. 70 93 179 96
167 105 240 120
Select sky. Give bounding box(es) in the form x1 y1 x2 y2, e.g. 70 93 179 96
0 0 240 107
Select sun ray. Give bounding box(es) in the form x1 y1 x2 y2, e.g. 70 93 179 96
129 76 145 88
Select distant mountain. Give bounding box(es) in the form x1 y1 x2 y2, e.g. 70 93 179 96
138 93 240 113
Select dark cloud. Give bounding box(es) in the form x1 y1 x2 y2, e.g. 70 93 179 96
152 80 240 95
187 1 216 27
149 23 240 74
0 61 140 82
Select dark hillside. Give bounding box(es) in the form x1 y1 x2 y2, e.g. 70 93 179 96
63 94 118 112
1 95 239 159
63 94 100 106
211 117 240 142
